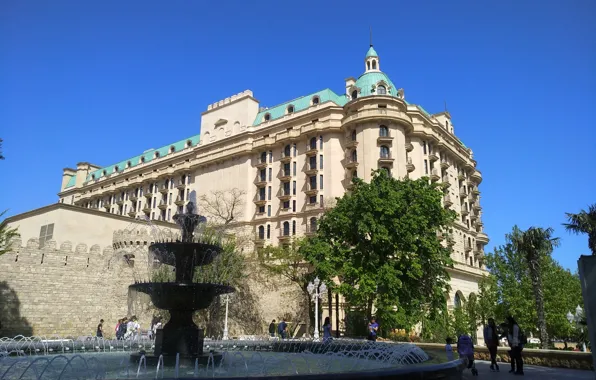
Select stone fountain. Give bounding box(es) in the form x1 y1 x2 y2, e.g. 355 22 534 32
129 201 234 362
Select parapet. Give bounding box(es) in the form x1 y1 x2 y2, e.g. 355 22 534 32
206 90 254 111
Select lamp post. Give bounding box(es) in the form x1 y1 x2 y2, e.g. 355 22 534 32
307 277 327 340
567 305 586 352
223 295 230 340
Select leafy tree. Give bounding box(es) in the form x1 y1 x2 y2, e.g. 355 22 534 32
0 210 19 256
510 226 560 349
564 204 596 256
315 170 456 333
476 275 499 326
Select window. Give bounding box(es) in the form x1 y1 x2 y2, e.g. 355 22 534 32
269 151 273 163
293 162 296 176
267 205 271 217
351 130 356 141
377 85 386 95
319 155 323 169
102 170 107 176
155 152 160 158
266 224 271 239
115 165 120 172
320 195 324 206
293 144 297 157
292 200 296 212
259 205 265 214
309 156 317 170
319 175 324 190
293 181 296 195
319 136 323 149
454 293 462 308
380 146 390 158
127 161 132 168
283 182 291 195
186 140 192 148
284 163 291 176
379 125 389 137
284 145 291 157
351 150 358 163
351 90 358 100
309 137 317 150
268 186 271 200
91 174 95 180
170 146 175 154
268 168 272 181
287 105 294 114
39 224 54 249
260 152 267 163
283 200 290 209
292 220 296 235
352 170 358 178
167 209 171 221
259 187 266 200
309 195 317 204
264 113 271 122
260 169 266 181
309 175 317 190
423 141 427 155
283 221 290 236
372 60 377 70
424 160 429 175
258 226 265 239
312 96 320 105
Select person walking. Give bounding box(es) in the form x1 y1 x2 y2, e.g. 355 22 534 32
268 320 276 338
322 317 332 343
483 318 500 372
506 316 524 375
367 318 379 342
96 319 104 338
277 318 288 340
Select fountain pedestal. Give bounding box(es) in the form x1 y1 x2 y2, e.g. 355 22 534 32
157 311 204 357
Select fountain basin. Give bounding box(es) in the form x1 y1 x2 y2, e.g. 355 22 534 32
130 282 235 310
150 242 222 267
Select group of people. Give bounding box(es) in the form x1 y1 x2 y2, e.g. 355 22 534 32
114 316 141 340
483 316 525 375
268 317 333 342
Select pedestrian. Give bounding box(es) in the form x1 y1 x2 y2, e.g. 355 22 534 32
96 319 104 338
506 316 524 375
268 320 276 338
277 318 288 339
322 317 332 343
483 318 499 372
367 318 379 342
445 337 455 361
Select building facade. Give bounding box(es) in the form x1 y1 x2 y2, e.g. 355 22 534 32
5 45 489 338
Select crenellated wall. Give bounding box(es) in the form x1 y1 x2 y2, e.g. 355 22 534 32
0 237 141 338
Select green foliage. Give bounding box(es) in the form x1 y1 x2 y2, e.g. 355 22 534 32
314 170 456 333
420 308 453 343
564 204 596 256
0 210 19 256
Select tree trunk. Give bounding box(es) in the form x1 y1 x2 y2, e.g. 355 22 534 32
335 293 340 338
528 258 549 349
366 298 374 321
303 289 312 338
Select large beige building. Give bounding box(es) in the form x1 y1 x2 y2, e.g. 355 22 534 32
3 45 488 338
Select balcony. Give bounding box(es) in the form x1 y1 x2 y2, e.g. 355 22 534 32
130 193 138 202
461 208 469 217
436 231 445 241
144 191 154 199
428 153 439 162
278 192 292 201
474 249 484 258
305 225 317 236
142 205 151 214
470 214 478 221
471 170 482 183
256 159 268 169
255 177 268 187
175 196 185 206
475 220 484 228
471 188 480 196
441 177 451 188
405 142 414 152
457 173 466 181
176 181 186 190
377 135 393 144
103 202 111 210
304 185 318 196
378 153 394 165
459 187 467 197
159 185 169 194
128 210 136 217
444 195 453 208
279 233 292 241
440 160 450 169
279 171 292 182
406 157 415 172
116 198 124 205
345 159 359 169
305 165 318 176
464 242 472 252
430 168 440 182
473 202 482 211
158 200 168 210
280 155 292 164
476 232 489 244
253 198 267 207
305 147 318 156
346 139 358 149
305 202 320 209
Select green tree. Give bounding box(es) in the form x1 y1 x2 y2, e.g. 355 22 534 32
511 226 560 349
0 210 19 256
564 204 596 256
476 275 499 326
315 170 455 333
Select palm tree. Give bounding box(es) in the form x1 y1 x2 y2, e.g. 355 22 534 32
563 204 596 255
511 226 560 349
0 210 19 256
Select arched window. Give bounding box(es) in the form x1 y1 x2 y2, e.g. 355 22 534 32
287 105 294 114
264 113 271 122
260 152 267 163
258 225 265 239
186 140 192 148
283 221 290 236
352 170 358 178
454 292 462 308
170 146 176 153
351 90 358 100
310 217 317 232
284 145 291 157
367 61 370 70
114 166 119 172
309 137 317 150
372 60 377 70
312 96 320 105
140 156 145 163
380 145 390 158
102 170 107 176
377 85 386 95
351 150 358 163
91 174 96 180
292 220 296 235
155 152 160 158
351 130 356 141
266 224 271 239
379 125 389 137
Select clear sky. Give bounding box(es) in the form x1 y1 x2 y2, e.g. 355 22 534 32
0 0 594 271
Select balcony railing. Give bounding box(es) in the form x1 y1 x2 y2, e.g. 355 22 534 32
346 138 358 149
459 187 467 197
305 224 318 235
176 180 186 190
279 170 292 181
428 153 438 162
443 195 453 208
464 242 472 252
378 152 394 164
440 160 450 169
405 142 414 152
159 184 169 194
280 154 292 163
279 232 292 240
430 168 440 182
406 157 415 172
305 184 318 196
346 158 359 169
175 196 185 206
142 204 151 213
158 200 168 210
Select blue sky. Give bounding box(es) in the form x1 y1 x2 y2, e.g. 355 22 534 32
0 0 594 270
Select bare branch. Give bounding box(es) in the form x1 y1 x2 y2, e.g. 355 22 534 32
198 188 246 226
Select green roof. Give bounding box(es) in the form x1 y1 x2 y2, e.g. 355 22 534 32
365 46 378 58
85 133 201 183
64 174 76 189
354 71 398 97
253 88 348 126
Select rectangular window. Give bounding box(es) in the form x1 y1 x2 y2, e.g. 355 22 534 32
293 144 297 157
124 204 128 213
258 205 265 213
152 197 156 208
424 160 429 175
310 195 317 204
293 162 297 176
259 187 266 200
309 175 317 189
319 136 323 149
292 200 296 212
423 141 427 155
319 155 323 169
151 212 155 220
260 169 266 181
39 223 54 249
268 168 272 181
167 209 171 221
309 156 317 170
283 182 291 194
267 205 271 216
320 195 324 206
284 163 291 175
268 186 271 200
283 200 290 209
268 151 273 163
186 189 189 200
429 144 433 154
319 175 324 189
267 225 271 239
293 181 296 195
169 193 172 205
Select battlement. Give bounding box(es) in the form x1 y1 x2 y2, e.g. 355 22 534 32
206 90 254 112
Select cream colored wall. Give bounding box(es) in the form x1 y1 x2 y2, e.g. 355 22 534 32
200 91 259 146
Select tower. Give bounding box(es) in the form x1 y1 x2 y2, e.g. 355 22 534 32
365 45 380 73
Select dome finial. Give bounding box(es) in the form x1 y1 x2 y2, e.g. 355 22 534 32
370 26 373 47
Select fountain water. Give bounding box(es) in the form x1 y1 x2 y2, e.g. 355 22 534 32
129 201 234 362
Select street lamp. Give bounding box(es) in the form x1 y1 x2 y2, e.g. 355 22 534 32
567 305 586 352
223 295 230 340
307 277 327 340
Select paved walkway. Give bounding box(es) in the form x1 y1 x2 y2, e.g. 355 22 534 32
463 360 594 379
